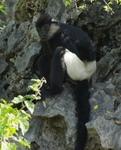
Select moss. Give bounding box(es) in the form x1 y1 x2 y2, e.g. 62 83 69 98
14 0 47 22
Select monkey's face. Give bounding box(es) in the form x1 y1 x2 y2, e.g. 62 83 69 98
36 23 60 40
36 24 50 39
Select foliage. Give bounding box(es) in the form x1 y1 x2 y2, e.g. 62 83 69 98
65 0 121 13
0 78 45 150
0 0 7 14
65 0 72 6
12 78 45 114
0 100 30 150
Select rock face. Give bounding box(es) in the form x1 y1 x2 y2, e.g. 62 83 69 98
0 20 41 100
0 0 121 150
25 85 76 150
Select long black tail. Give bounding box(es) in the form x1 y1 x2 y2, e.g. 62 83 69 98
73 80 90 150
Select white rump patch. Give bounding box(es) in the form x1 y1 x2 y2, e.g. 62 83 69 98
63 49 96 81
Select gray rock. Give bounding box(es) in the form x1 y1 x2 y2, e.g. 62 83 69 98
0 56 8 74
25 85 76 150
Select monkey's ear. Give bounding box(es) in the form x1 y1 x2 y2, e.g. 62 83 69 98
36 10 52 27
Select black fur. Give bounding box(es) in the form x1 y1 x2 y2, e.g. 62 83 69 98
35 11 95 62
50 47 66 94
73 80 90 149
34 10 95 150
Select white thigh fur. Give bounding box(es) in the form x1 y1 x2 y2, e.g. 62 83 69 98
63 49 96 81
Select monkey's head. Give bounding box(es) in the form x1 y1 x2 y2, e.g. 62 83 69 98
35 10 60 40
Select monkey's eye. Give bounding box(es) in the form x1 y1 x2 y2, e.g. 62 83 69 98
39 24 50 38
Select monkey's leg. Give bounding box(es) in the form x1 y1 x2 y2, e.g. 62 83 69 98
50 46 66 94
37 54 51 83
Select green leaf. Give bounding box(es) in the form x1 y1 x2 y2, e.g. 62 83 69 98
24 94 36 100
28 85 39 92
24 100 35 114
1 141 9 150
17 137 30 148
24 94 41 100
1 99 7 104
65 0 72 6
19 120 29 135
1 141 17 150
12 95 24 104
20 109 30 116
